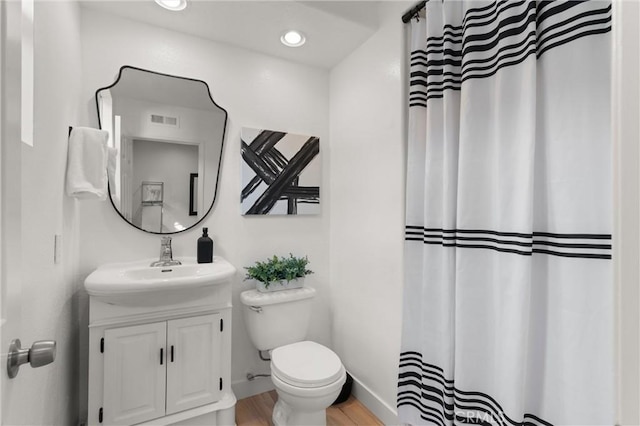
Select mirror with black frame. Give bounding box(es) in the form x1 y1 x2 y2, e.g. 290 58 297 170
96 66 227 234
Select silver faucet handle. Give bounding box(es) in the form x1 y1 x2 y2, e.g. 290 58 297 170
151 236 181 267
160 237 172 255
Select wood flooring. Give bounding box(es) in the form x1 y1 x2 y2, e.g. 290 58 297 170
235 390 384 426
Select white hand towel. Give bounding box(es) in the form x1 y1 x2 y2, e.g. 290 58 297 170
65 127 109 200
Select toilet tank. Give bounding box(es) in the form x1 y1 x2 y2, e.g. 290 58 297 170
240 287 316 351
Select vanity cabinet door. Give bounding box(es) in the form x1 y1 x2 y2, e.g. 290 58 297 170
103 322 167 425
166 314 222 415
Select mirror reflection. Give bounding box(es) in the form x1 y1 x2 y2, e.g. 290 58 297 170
96 66 227 233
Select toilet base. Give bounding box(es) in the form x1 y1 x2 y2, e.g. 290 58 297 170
272 398 326 426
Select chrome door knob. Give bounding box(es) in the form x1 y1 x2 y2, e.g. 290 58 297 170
7 339 56 378
29 340 56 368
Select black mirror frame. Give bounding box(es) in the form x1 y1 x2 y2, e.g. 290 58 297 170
95 65 228 235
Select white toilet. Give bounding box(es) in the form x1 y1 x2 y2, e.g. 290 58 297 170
240 287 346 426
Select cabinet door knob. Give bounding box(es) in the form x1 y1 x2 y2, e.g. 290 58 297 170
160 348 164 365
171 345 174 362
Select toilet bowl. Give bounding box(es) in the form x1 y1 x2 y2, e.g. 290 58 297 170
271 341 346 426
240 288 346 426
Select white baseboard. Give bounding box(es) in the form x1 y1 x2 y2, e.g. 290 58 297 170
350 375 400 426
231 376 275 401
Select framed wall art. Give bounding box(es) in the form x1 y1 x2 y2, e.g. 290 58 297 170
241 128 320 215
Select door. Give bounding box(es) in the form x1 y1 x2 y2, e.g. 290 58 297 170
0 0 24 423
166 314 222 415
103 323 167 425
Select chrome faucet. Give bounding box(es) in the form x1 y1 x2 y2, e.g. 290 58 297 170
150 237 182 267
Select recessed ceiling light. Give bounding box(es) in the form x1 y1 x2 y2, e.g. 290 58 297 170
155 0 187 11
280 30 306 48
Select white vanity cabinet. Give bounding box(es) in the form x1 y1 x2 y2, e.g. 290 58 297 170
165 315 222 415
103 322 167 425
86 270 236 426
102 315 223 425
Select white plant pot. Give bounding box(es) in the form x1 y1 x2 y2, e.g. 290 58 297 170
255 277 305 293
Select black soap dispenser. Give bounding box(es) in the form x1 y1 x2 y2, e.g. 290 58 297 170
197 227 213 264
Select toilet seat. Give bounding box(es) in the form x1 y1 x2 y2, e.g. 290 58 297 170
271 341 344 388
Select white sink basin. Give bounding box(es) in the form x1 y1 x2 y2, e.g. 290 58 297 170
84 256 236 305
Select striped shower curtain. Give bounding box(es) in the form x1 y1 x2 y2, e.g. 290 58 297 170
398 1 613 425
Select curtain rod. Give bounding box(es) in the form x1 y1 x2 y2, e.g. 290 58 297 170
402 0 427 23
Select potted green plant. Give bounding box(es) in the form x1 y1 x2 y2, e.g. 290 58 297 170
245 254 313 292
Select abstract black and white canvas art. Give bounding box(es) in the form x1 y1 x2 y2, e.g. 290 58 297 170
241 127 320 215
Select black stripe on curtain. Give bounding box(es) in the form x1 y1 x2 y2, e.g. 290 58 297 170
397 352 554 426
409 0 612 108
405 226 612 259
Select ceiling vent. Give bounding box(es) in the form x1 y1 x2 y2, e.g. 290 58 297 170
150 114 179 126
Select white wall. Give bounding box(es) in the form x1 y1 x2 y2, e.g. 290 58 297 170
613 1 640 424
328 2 410 423
77 8 331 422
7 1 84 425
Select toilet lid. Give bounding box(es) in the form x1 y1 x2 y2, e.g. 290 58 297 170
271 341 344 388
